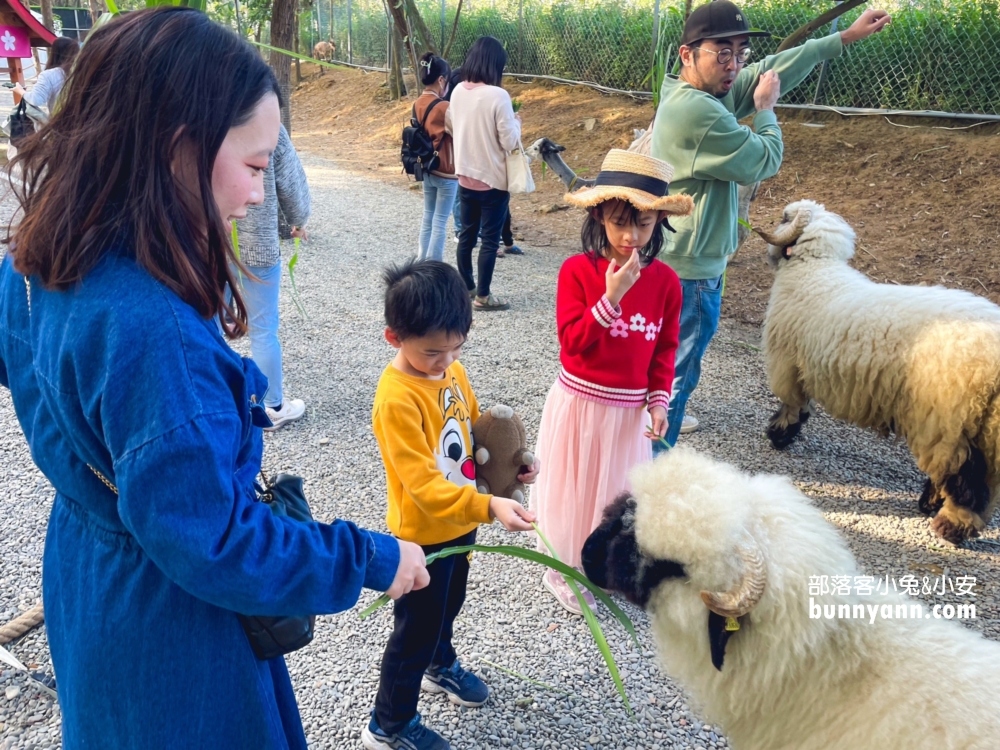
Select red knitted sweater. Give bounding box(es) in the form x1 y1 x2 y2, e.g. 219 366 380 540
556 253 681 410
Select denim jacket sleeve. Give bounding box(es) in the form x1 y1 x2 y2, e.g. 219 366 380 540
113 411 399 616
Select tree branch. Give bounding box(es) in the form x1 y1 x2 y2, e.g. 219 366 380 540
443 0 463 60
776 0 866 52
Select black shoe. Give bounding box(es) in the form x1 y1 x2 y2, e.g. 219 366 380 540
504 244 524 255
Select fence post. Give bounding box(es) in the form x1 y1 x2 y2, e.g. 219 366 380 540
517 0 523 73
651 0 661 80
347 0 353 64
440 0 446 53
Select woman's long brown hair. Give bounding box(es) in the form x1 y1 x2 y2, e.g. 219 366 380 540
6 8 280 338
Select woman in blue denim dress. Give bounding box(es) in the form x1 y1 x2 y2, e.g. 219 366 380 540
0 9 428 749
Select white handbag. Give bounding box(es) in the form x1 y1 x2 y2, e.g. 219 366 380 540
505 141 535 195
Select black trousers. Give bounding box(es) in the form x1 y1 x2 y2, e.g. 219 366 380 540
457 187 510 297
501 209 514 248
374 529 477 733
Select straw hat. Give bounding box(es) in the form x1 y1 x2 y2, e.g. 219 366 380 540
564 150 694 216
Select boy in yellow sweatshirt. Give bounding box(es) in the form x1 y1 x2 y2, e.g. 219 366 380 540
363 260 538 750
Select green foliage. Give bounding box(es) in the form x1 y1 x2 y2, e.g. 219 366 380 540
324 0 1000 115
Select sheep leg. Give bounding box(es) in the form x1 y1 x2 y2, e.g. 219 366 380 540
917 479 945 516
930 445 991 544
767 402 812 450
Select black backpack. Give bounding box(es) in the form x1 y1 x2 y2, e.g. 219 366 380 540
401 98 443 182
8 100 34 147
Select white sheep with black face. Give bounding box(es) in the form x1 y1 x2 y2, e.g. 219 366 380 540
582 447 1000 750
759 199 1000 544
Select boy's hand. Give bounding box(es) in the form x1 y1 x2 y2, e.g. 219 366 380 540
386 540 430 599
517 458 541 485
489 496 536 532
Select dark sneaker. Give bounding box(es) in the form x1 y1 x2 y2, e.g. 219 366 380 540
361 712 450 750
421 659 489 707
504 244 524 255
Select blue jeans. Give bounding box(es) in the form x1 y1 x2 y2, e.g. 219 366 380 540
242 263 284 408
657 274 723 451
418 173 457 262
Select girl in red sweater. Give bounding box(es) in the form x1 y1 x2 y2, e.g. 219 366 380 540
531 150 693 614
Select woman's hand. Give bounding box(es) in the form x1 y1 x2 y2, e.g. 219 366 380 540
517 458 541 485
489 496 536 532
605 248 641 308
386 539 430 599
290 226 308 241
647 406 668 440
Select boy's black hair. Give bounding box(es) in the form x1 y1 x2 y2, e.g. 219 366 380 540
462 36 507 86
383 259 472 340
582 200 668 267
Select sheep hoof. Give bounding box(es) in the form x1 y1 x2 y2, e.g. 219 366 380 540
767 418 800 450
918 480 944 516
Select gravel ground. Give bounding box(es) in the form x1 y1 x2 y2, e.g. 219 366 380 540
2 151 999 750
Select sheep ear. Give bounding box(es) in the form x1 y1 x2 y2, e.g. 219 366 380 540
707 611 737 672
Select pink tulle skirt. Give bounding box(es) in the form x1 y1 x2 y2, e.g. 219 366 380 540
530 380 652 568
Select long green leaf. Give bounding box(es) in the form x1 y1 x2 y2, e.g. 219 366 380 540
533 523 633 716
287 238 309 320
358 541 639 715
360 544 637 646
105 0 120 13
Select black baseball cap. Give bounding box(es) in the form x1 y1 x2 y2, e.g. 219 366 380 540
680 0 771 46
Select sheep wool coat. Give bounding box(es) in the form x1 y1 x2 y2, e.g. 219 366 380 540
0 253 400 749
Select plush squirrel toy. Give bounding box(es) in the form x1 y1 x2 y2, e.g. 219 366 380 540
472 404 534 503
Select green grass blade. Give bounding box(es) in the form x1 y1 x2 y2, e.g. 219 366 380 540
358 540 639 714
105 0 120 14
479 658 572 695
737 217 752 231
248 40 345 71
286 237 309 320
359 543 638 645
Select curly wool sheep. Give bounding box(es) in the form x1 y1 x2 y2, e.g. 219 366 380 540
582 447 1000 750
759 199 1000 544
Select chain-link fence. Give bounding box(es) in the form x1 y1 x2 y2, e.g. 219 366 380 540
298 0 1000 117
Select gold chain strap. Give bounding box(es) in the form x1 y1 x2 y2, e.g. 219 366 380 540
26 275 120 497
88 465 118 495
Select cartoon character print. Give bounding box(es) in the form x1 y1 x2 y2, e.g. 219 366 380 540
436 377 477 488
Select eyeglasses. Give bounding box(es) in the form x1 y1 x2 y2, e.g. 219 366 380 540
693 46 753 65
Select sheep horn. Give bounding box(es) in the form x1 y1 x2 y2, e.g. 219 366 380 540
699 533 767 619
753 208 811 248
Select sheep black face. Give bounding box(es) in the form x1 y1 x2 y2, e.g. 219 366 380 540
581 493 685 607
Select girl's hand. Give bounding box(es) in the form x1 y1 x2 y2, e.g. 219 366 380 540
605 248 641 308
647 406 668 439
489 496 536 532
517 458 541 485
290 226 308 241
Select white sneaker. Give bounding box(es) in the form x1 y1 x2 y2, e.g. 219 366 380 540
680 415 699 434
264 399 306 431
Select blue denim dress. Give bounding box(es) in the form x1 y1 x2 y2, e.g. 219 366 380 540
0 254 399 749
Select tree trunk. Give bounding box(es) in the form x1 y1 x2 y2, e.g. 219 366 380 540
403 0 436 54
294 12 301 85
88 0 104 25
384 0 419 78
777 0 864 52
388 20 407 99
330 0 335 40
270 0 297 133
39 0 54 32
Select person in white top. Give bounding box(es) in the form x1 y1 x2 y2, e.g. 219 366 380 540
14 37 80 124
445 36 521 312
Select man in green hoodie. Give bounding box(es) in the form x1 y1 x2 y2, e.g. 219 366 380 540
651 0 890 447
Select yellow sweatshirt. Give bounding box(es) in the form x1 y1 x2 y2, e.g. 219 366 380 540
372 361 494 545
